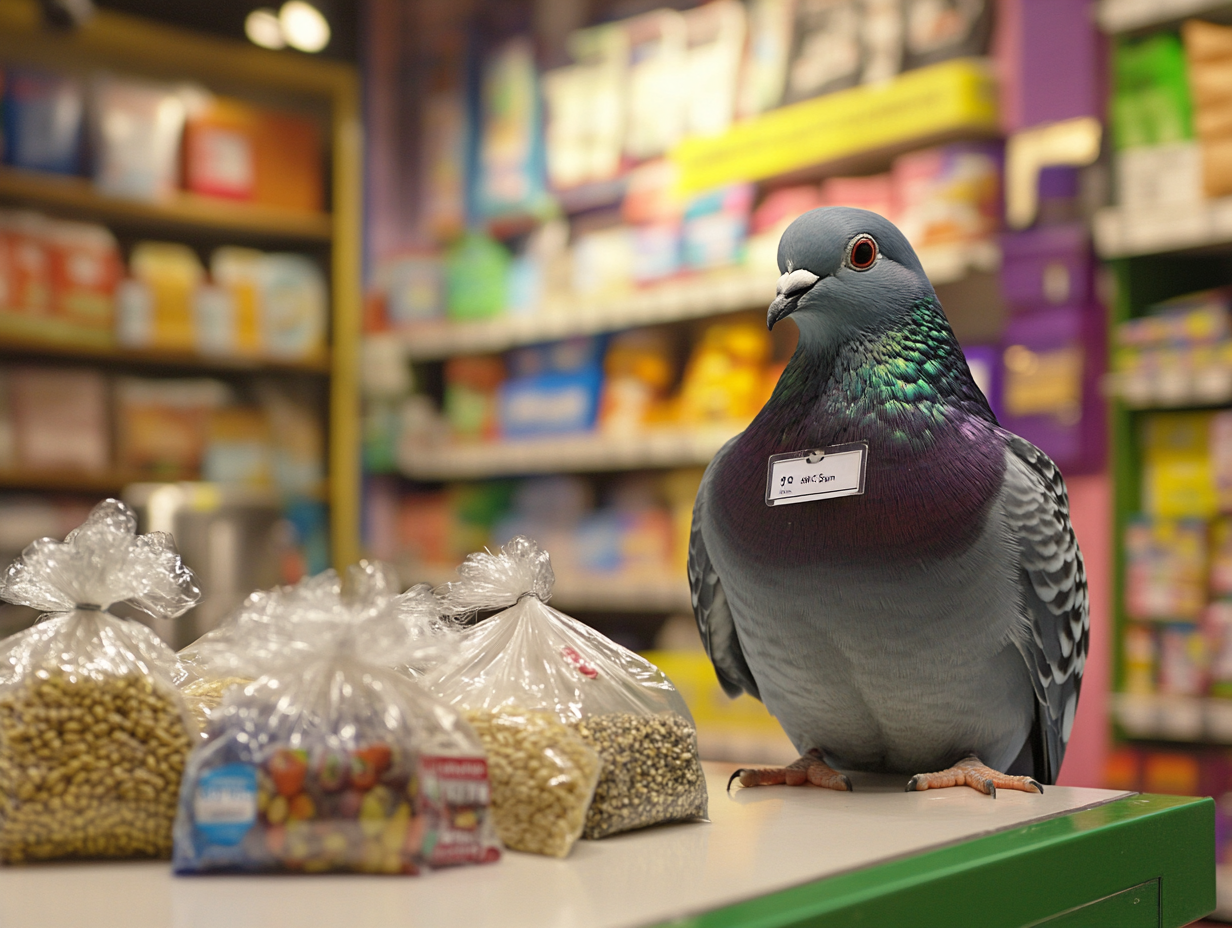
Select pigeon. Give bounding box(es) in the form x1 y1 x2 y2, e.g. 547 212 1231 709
688 207 1087 796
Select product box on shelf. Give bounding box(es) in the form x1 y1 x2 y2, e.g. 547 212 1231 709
7 366 110 473
999 223 1093 311
90 76 187 201
1 67 84 175
998 305 1105 474
497 366 604 439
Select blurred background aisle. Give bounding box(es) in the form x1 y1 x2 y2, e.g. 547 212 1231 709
5 0 1232 914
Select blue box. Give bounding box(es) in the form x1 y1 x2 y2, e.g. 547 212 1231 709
2 68 84 175
498 365 603 439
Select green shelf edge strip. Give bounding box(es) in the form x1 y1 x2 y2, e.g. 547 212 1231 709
655 794 1214 928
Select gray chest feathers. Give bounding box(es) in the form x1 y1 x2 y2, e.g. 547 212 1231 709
711 506 1036 775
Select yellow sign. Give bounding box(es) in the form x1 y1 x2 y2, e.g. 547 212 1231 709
670 58 999 195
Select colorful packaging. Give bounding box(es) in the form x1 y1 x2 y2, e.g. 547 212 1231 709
542 23 627 190
127 241 205 351
443 356 505 441
182 95 258 200
1212 519 1232 597
682 0 746 138
8 366 109 473
623 9 688 161
736 0 793 119
48 220 121 339
598 329 676 435
1142 412 1218 519
902 0 993 70
681 184 754 270
1111 33 1193 151
202 407 271 487
426 537 706 850
1125 517 1208 621
1206 601 1232 698
783 0 862 103
820 174 896 218
115 377 232 478
0 500 201 862
474 37 551 220
374 254 444 326
1159 624 1208 696
258 253 327 360
446 234 509 321
498 366 604 439
892 142 1002 251
173 567 497 874
1124 623 1158 695
0 211 53 319
211 247 265 357
90 76 187 201
1 68 84 175
678 319 773 423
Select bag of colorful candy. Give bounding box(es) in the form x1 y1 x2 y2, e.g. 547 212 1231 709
0 499 201 862
177 561 456 735
425 536 707 850
172 566 498 875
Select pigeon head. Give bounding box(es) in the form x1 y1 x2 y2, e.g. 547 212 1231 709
768 207 935 346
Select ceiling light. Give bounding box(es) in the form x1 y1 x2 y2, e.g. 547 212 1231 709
279 1 330 53
245 8 285 49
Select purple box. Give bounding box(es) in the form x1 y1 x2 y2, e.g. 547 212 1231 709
998 304 1106 475
1000 223 1093 312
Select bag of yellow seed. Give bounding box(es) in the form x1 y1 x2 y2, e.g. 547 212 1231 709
172 566 498 875
0 499 202 863
176 562 457 736
425 536 707 848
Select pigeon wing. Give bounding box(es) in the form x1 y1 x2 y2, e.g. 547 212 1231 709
689 441 761 701
1003 435 1089 785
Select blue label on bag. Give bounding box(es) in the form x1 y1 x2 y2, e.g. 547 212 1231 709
193 763 258 846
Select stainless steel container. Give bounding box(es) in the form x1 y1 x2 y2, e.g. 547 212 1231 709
123 483 287 649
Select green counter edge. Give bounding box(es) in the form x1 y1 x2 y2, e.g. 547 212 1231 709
653 794 1215 928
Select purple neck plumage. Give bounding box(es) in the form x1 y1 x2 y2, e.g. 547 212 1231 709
712 299 1006 564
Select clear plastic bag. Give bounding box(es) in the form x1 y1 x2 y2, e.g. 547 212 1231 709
177 561 457 734
0 499 201 862
427 536 707 844
172 568 499 875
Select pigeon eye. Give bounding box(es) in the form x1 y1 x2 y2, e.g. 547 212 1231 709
847 235 877 271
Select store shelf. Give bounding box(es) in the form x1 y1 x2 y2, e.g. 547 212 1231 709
1093 199 1232 259
411 562 692 613
1114 692 1232 744
0 330 331 375
398 425 744 481
0 468 147 495
1103 369 1232 409
393 242 997 362
1097 0 1231 33
0 167 333 243
670 57 998 195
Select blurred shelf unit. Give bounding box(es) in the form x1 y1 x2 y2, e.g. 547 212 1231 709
1097 0 1232 34
0 0 362 568
397 425 744 481
1114 692 1232 744
1094 199 1232 259
0 166 333 243
409 563 691 614
0 332 331 375
395 241 999 363
669 57 999 195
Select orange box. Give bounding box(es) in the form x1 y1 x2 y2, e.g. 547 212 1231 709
184 96 323 212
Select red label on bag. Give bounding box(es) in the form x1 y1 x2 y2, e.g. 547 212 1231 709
562 645 598 679
418 755 500 868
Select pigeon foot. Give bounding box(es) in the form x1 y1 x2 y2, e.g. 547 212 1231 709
728 749 853 791
905 755 1043 798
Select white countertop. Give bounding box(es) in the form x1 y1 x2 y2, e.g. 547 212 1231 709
0 763 1130 928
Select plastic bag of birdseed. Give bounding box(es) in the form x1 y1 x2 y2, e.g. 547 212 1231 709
172 567 498 875
0 499 201 863
425 535 707 844
176 561 459 736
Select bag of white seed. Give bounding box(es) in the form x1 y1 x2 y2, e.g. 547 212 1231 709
0 499 202 863
425 536 708 845
177 561 457 736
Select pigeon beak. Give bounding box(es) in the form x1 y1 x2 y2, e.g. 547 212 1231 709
767 269 821 330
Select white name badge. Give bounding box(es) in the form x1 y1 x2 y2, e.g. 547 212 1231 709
765 441 868 507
